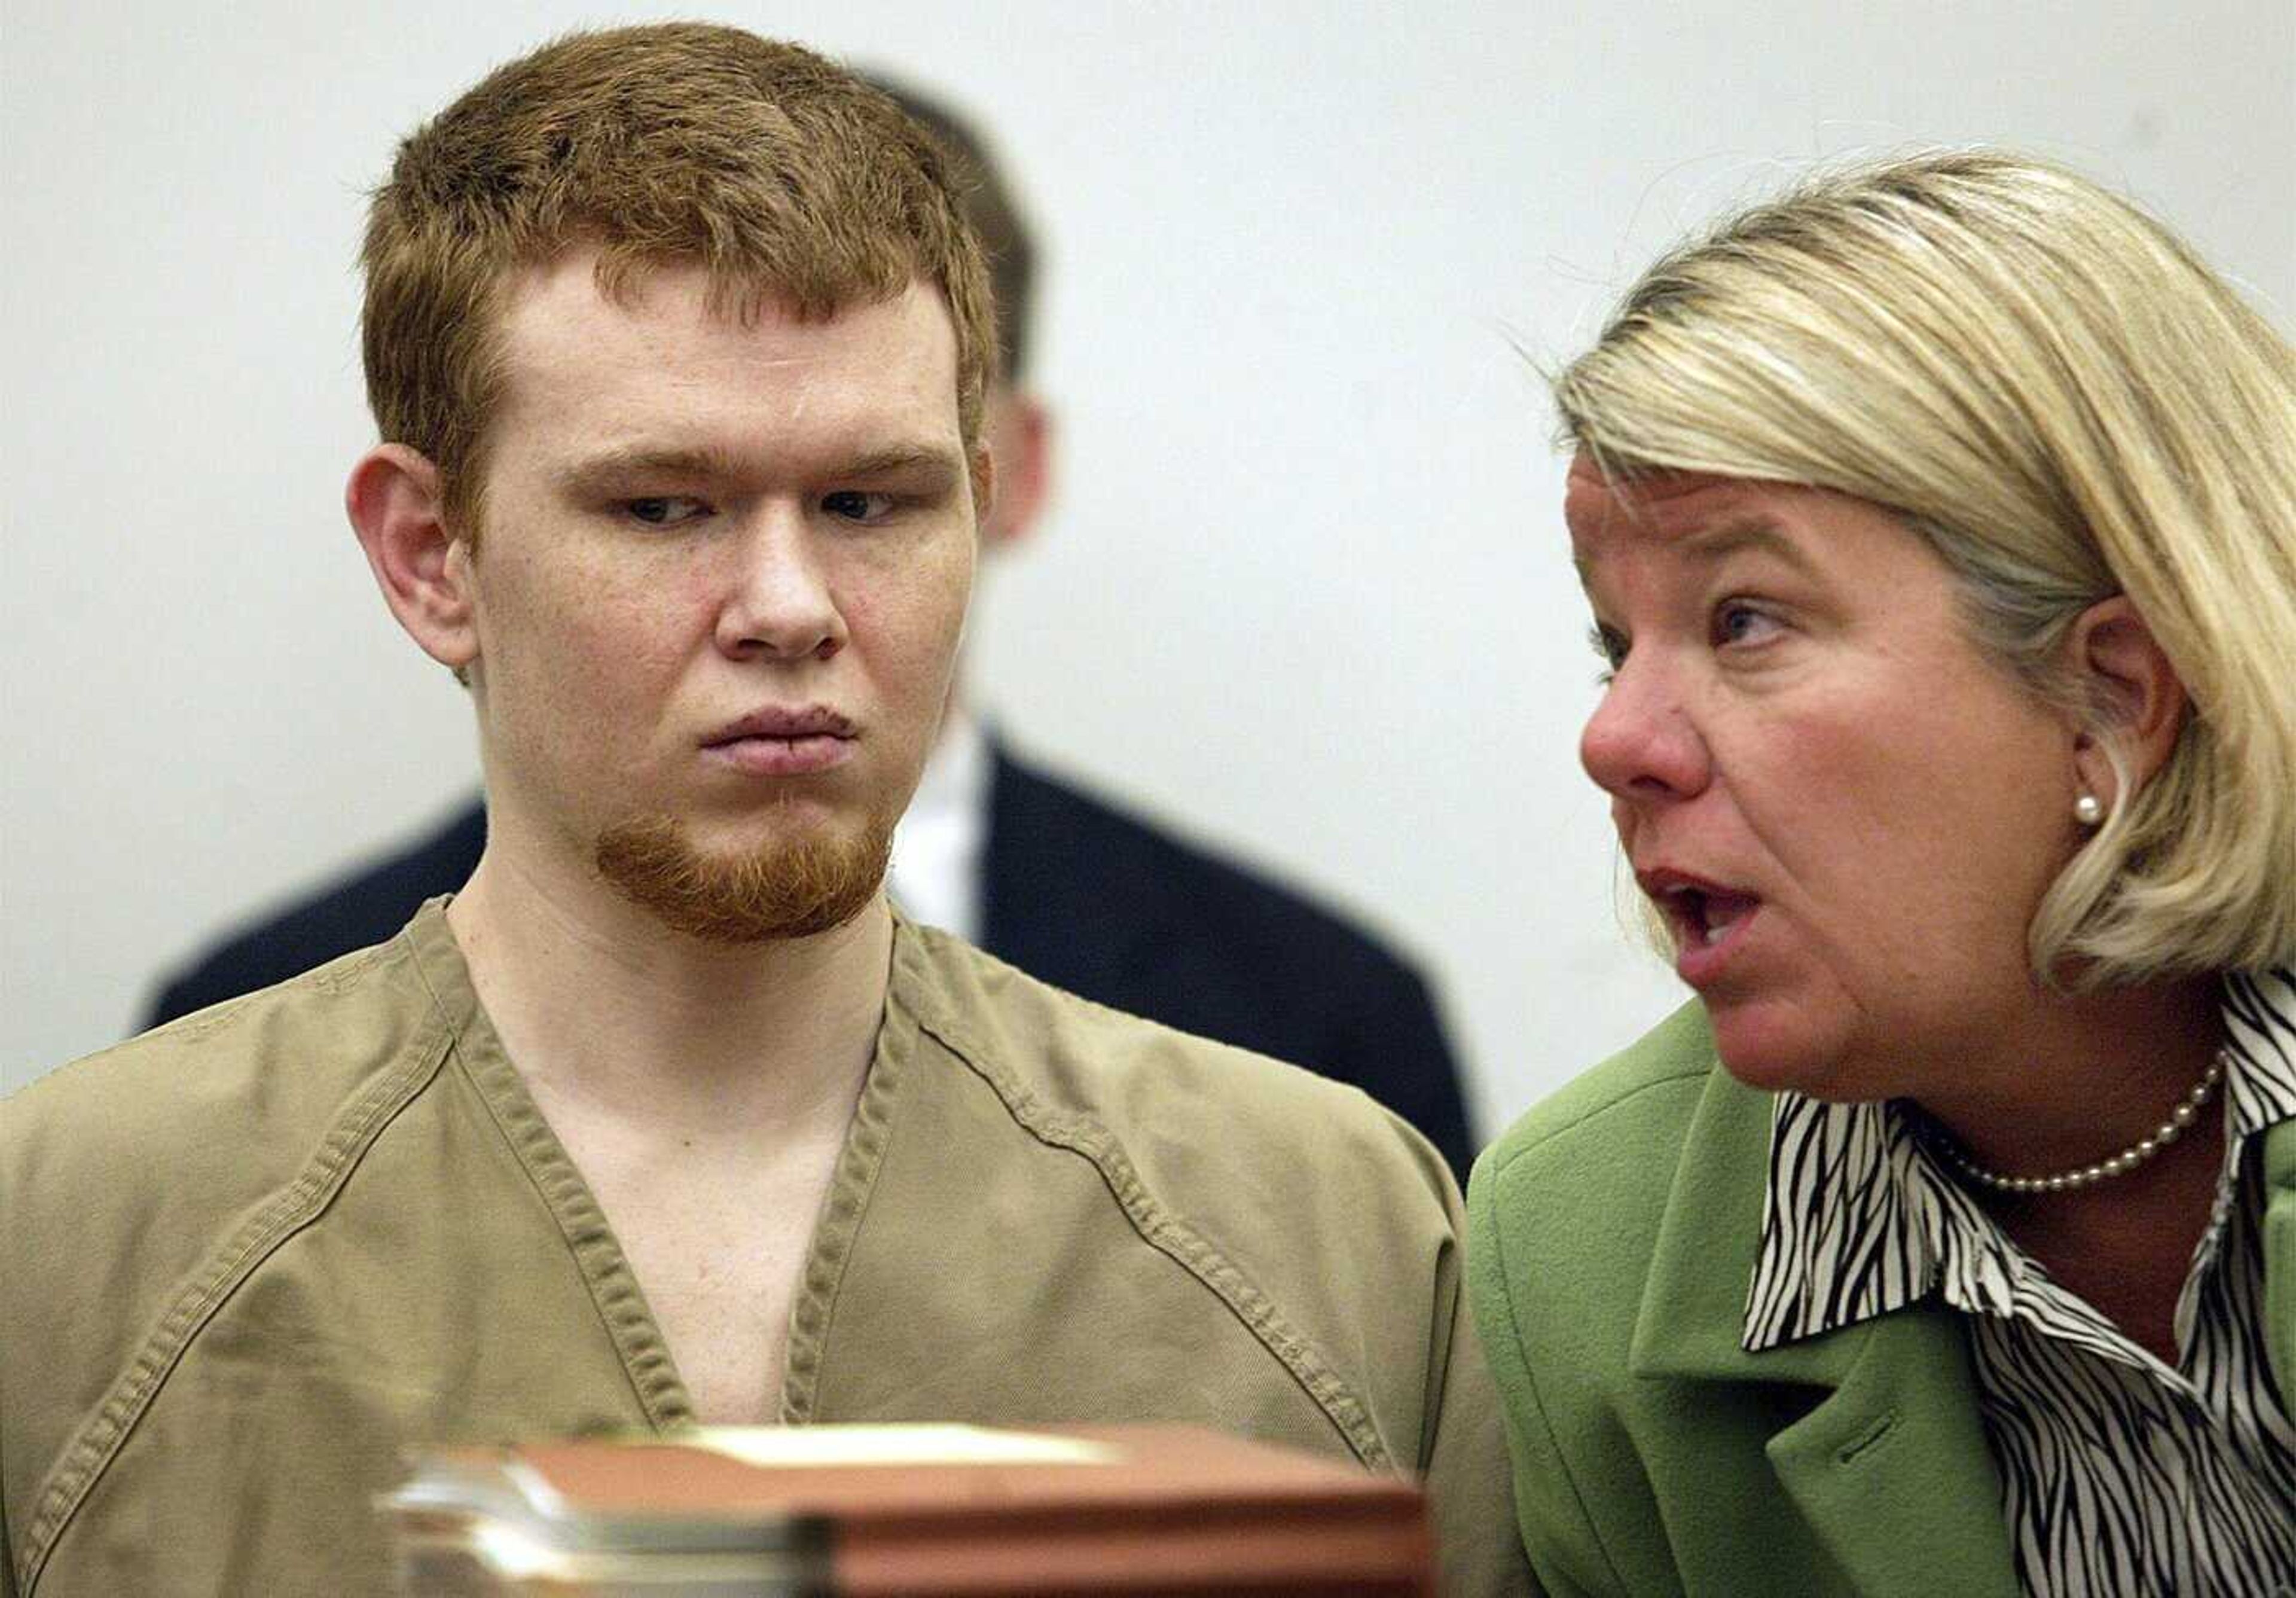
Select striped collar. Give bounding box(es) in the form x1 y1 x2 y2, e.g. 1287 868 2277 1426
1744 968 2296 1355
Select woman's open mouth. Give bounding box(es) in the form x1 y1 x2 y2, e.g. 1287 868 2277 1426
1638 870 1763 984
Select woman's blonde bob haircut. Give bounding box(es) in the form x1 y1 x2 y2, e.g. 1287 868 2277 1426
1557 150 2296 985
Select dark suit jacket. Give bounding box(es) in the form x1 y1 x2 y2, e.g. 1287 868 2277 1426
147 743 1476 1179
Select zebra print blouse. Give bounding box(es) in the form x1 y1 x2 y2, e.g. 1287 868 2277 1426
1744 969 2296 1597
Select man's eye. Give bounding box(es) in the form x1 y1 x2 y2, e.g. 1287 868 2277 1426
821 490 897 524
624 496 709 527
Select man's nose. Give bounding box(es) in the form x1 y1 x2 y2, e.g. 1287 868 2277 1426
1578 652 1710 807
715 505 847 663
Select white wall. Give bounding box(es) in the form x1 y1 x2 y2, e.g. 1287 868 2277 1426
5 1 2291 1133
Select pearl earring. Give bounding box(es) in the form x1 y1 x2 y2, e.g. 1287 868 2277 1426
2074 792 2105 826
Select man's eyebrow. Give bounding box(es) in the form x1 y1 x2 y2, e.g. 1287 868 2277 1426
556 443 744 489
555 440 964 490
834 444 964 481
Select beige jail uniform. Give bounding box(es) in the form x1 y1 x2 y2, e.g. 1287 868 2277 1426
2 902 1527 1595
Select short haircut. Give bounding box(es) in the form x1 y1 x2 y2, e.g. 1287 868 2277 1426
361 23 997 532
1556 150 2296 984
865 75 1037 383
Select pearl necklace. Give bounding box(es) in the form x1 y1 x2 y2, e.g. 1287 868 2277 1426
1928 1048 2228 1195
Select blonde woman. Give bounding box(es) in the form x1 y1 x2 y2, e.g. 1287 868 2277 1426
1469 153 2295 1596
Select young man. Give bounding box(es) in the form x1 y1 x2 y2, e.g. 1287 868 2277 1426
0 26 1526 1597
143 77 1480 1185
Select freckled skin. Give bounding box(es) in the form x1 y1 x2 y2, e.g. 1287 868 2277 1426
1567 462 2083 1108
460 255 979 903
417 257 982 1422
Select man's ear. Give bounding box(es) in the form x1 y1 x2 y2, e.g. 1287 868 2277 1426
979 389 1052 553
345 444 478 672
2066 595 2188 803
968 441 999 545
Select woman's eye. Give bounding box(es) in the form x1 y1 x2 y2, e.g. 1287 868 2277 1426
624 496 708 527
1587 623 1626 685
1712 601 1780 648
822 490 897 523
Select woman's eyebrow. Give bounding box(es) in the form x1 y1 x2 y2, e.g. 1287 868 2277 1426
1679 517 1822 577
1569 514 1817 585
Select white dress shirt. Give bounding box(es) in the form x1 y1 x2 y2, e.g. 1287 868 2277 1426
886 705 990 943
1745 969 2296 1597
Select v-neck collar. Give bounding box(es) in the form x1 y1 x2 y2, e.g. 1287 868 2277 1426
400 896 925 1429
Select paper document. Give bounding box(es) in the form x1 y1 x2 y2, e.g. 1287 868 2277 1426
686 1423 1125 1469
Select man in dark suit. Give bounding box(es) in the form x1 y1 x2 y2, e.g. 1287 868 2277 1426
145 80 1475 1182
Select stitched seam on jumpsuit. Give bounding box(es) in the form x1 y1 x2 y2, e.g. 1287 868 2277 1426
909 1006 1392 1469
777 987 912 1425
430 969 695 1432
16 1010 452 1595
447 1044 691 1429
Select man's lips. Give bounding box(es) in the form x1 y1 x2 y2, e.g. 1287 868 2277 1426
701 706 857 776
1635 866 1763 980
704 705 856 744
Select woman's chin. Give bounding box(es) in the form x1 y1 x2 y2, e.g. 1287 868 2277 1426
1705 1001 1866 1101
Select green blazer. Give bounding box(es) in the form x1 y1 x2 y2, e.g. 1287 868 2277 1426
1467 1002 2296 1597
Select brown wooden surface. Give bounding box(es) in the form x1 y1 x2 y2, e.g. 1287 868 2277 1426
512 1425 1401 1512
428 1423 1434 1595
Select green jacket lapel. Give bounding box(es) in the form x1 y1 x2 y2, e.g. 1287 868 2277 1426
1764 1307 2019 1597
1631 1062 2020 1597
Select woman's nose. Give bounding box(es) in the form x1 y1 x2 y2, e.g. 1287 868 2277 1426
1578 652 1711 807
